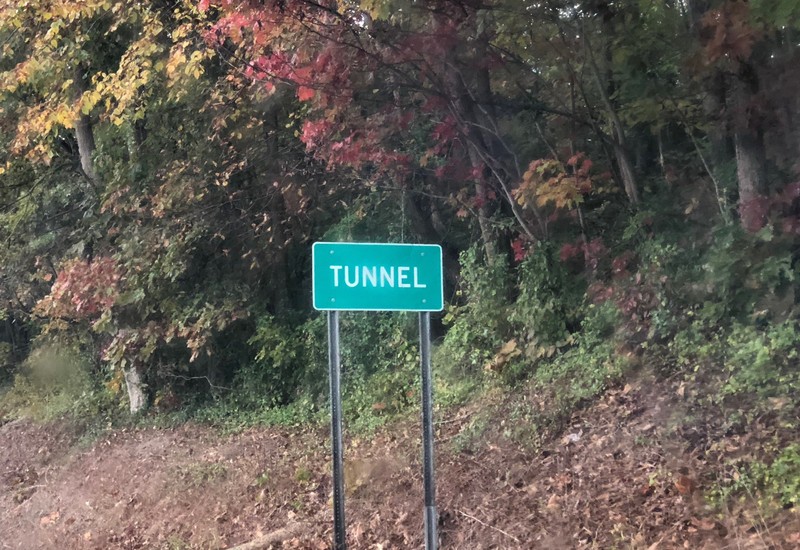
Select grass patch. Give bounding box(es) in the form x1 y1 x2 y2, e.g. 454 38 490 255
451 411 491 454
710 442 800 516
163 535 193 550
177 461 228 488
253 470 271 487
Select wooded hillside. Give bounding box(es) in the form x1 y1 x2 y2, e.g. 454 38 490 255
2 1 800 538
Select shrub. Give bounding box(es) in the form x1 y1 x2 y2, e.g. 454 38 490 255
242 314 308 406
0 342 12 385
339 312 420 434
698 225 794 323
440 245 512 374
512 242 584 363
713 444 800 513
1 335 114 421
720 321 800 400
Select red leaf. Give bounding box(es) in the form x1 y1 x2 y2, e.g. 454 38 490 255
511 238 529 262
297 86 315 101
559 242 581 262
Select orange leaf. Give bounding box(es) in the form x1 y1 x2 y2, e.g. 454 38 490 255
674 475 695 495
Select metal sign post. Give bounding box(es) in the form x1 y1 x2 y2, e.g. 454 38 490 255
419 311 438 549
314 242 443 550
327 310 347 550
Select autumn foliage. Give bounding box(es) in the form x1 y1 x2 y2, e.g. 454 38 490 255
35 258 121 321
0 0 799 417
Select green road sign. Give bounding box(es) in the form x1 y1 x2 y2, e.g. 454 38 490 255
312 242 444 312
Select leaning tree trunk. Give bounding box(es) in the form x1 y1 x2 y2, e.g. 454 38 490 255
583 24 639 206
611 137 640 205
438 14 498 263
73 65 97 183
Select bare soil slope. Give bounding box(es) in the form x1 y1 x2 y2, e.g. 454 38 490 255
2 373 798 549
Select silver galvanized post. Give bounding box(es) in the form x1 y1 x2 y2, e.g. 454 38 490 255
328 310 346 550
419 311 437 549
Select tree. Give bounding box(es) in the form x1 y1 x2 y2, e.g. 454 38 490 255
2 0 799 417
696 0 800 229
0 0 330 412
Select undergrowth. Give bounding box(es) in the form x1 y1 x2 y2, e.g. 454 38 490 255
2 214 800 516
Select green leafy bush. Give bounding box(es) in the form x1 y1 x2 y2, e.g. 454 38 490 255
713 444 800 513
511 242 584 370
203 310 421 434
1 335 114 421
720 321 800 399
534 301 625 406
243 314 308 406
0 342 12 385
440 245 511 374
698 226 795 323
339 312 420 434
499 301 626 449
762 444 800 508
225 313 327 409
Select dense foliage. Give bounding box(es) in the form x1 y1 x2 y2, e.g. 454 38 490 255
1 0 799 470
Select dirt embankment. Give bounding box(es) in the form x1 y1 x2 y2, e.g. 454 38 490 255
2 374 799 549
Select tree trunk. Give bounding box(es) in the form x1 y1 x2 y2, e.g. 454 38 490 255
732 62 768 230
735 129 767 196
123 363 147 414
269 207 290 315
612 139 640 205
73 66 97 183
75 115 97 182
735 129 768 229
461 98 498 262
704 70 734 176
405 190 460 286
439 15 498 262
472 12 500 260
472 161 498 263
471 12 544 242
583 26 639 206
